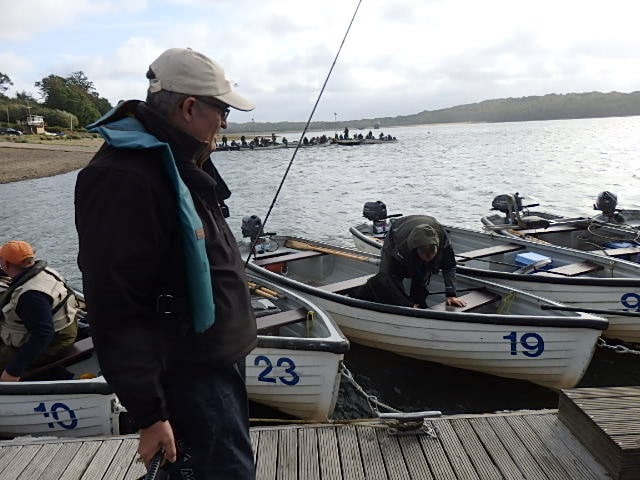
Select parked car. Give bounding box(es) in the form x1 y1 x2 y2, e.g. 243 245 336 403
0 127 23 136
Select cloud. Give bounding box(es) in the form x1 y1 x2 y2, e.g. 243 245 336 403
3 0 640 122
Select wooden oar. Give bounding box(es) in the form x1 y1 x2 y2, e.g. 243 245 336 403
284 239 381 265
248 281 280 298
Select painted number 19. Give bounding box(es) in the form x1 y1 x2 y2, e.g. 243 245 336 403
503 332 545 357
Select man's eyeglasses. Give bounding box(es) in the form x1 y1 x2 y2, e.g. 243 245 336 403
197 97 230 120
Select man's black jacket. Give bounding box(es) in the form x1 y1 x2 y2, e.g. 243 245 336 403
75 101 257 428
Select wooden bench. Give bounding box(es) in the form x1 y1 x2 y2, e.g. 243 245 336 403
24 337 94 380
253 250 324 267
534 260 603 277
319 274 376 294
590 246 640 257
257 307 309 334
455 243 524 262
429 289 501 312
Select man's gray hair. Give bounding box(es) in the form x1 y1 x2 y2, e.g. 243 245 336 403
145 89 188 117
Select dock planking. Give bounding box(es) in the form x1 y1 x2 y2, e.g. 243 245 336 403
0 408 613 480
559 386 640 480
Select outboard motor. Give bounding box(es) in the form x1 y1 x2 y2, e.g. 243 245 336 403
242 215 277 253
363 201 391 234
242 215 263 241
490 194 521 224
594 191 618 215
491 193 524 214
490 193 546 228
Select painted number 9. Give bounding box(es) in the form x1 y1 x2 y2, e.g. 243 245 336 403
621 293 640 311
503 331 545 357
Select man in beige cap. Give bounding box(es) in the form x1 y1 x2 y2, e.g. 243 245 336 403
75 48 257 478
0 240 78 382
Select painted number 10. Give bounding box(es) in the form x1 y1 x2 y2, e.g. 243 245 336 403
34 401 78 430
503 332 545 357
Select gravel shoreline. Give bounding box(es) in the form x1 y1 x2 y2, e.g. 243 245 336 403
0 142 100 184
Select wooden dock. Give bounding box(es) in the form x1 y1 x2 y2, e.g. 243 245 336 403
0 407 614 480
5 385 640 479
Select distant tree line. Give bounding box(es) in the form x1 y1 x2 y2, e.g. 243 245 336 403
225 91 640 134
2 69 639 134
0 71 112 130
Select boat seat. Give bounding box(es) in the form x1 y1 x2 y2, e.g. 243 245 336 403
591 246 640 257
455 243 524 262
253 250 324 267
429 289 501 312
319 274 376 294
534 261 603 277
257 307 309 334
516 224 585 235
23 337 94 380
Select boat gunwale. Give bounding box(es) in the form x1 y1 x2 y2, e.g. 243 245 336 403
246 240 608 331
350 224 640 288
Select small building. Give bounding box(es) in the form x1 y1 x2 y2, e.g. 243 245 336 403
24 114 45 134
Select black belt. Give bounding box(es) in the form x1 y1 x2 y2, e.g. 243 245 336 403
156 294 189 317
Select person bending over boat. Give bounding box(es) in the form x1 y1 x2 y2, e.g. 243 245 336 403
352 215 467 308
0 240 78 382
75 47 257 478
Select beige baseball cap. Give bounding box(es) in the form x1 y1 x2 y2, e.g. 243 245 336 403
148 47 254 111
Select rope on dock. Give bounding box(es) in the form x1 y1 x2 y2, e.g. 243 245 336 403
597 337 640 355
339 361 402 415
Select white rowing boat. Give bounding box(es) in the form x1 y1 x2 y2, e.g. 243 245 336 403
351 219 640 344
0 275 348 438
480 193 640 261
242 235 607 390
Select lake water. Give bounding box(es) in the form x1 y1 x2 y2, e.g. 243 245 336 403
2 117 640 418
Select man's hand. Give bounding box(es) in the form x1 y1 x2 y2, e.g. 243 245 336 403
446 296 467 308
0 370 20 382
138 420 177 467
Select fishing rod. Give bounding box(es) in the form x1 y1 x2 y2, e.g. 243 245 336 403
143 450 163 480
244 0 363 266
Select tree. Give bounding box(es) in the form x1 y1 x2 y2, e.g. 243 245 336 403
35 71 112 125
16 91 37 102
0 73 13 96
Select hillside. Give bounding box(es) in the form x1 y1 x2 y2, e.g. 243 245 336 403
225 91 640 134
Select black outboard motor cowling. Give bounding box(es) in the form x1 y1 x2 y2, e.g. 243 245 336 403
242 215 263 241
242 215 278 253
363 201 388 222
594 191 618 215
363 201 391 234
491 194 523 214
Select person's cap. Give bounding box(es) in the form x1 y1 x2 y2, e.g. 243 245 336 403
407 224 440 251
0 240 36 267
148 47 255 111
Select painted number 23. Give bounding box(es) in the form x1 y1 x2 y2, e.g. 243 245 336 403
254 355 300 386
503 332 545 357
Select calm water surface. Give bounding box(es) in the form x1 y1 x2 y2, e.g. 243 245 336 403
2 117 640 417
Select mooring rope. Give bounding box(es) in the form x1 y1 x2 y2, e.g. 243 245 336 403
244 0 363 266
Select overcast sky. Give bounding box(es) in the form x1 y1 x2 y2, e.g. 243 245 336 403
2 0 640 124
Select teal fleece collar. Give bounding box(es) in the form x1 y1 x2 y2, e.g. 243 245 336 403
88 107 216 333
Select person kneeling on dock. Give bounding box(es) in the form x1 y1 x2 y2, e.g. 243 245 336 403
0 240 78 382
352 215 467 308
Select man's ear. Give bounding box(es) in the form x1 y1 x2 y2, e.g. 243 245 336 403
178 96 198 122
